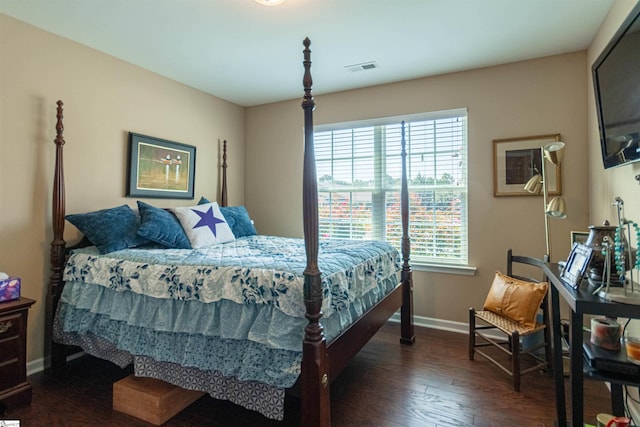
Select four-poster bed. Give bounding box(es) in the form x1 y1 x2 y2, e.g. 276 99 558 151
48 38 414 427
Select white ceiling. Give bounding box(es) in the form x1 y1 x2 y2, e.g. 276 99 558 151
1 0 615 107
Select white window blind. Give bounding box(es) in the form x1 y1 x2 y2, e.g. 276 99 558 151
315 109 468 265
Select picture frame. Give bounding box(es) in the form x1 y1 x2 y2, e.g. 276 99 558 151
560 242 594 289
493 133 562 197
126 132 196 199
570 231 590 246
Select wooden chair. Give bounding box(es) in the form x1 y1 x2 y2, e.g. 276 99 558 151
468 250 551 392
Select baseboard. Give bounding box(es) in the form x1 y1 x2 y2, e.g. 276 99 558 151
27 351 85 377
27 358 45 377
388 312 469 334
388 312 510 342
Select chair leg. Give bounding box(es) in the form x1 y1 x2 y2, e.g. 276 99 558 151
542 294 552 375
469 308 476 360
512 330 521 392
543 325 552 375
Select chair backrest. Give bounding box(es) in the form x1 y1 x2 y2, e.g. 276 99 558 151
506 249 549 284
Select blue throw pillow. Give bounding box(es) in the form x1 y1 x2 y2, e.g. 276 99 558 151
137 201 191 249
66 205 149 254
220 206 257 237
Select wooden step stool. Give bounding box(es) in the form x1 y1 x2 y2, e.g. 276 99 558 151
113 375 205 425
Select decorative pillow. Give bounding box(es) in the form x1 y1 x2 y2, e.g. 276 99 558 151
136 201 191 249
171 202 235 248
483 271 548 329
65 204 149 254
198 196 257 238
220 206 257 237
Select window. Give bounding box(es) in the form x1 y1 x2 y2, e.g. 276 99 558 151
315 109 468 265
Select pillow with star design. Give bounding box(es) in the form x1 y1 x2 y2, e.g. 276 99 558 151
171 202 235 248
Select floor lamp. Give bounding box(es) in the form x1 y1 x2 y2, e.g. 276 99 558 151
524 142 567 261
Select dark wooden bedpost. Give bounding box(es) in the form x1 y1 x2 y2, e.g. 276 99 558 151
300 37 330 427
50 100 68 369
221 140 228 207
399 121 415 345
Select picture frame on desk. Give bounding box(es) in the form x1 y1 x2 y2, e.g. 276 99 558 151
560 242 594 289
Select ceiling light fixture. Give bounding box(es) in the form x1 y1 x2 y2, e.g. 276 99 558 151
254 0 286 6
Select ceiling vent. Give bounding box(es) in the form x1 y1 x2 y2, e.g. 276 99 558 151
345 61 379 73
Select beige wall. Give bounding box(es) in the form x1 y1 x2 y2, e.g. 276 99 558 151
246 52 590 326
0 15 245 365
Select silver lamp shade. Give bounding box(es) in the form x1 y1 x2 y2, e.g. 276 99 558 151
543 141 565 165
524 174 543 194
546 196 567 218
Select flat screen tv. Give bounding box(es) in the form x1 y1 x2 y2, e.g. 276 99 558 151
592 2 640 169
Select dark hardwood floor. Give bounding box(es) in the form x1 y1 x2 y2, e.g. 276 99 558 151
3 324 610 426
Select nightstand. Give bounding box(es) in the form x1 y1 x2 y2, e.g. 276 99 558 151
0 297 35 409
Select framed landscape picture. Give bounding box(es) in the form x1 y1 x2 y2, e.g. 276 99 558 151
126 132 196 199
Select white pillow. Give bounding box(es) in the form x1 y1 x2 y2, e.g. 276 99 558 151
171 202 235 248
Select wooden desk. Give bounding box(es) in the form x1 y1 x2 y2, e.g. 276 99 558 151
545 263 640 426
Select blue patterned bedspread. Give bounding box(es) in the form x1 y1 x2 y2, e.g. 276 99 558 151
55 235 400 389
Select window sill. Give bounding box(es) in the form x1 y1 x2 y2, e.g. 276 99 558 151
411 262 477 276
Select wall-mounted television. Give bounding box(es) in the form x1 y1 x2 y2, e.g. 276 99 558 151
592 2 640 169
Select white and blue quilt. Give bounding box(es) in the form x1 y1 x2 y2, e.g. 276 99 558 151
54 235 400 418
